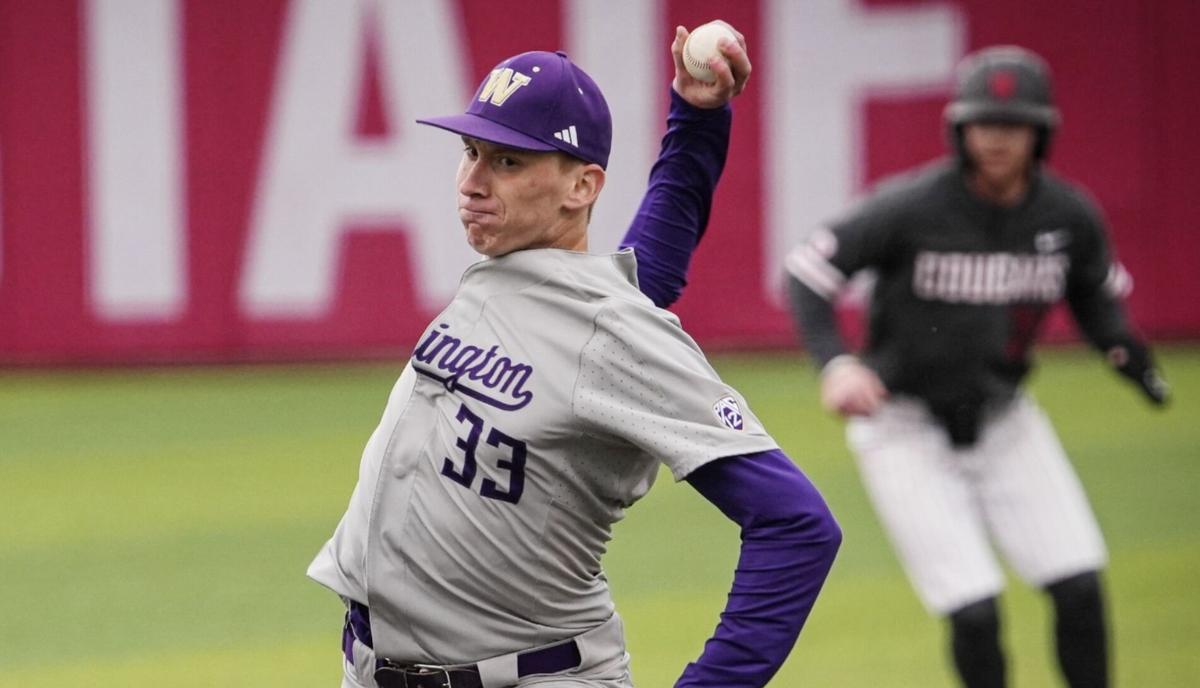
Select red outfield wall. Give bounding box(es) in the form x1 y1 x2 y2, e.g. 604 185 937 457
1 0 1197 364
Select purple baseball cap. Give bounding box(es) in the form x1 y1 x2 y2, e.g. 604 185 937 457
417 50 612 169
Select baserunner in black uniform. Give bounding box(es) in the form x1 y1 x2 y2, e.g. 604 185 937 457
786 45 1169 688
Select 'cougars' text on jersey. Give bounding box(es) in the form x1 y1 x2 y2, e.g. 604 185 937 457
912 250 1069 304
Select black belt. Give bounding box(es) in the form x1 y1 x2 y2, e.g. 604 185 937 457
373 662 485 688
343 601 582 688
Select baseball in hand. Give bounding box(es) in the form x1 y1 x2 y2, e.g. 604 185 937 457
683 21 736 83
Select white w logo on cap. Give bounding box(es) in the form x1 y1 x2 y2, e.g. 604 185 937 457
478 68 532 106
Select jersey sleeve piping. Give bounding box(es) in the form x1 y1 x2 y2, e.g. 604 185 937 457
1103 263 1133 299
568 300 612 433
784 233 847 300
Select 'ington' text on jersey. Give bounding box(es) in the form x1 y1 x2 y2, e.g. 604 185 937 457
411 323 535 411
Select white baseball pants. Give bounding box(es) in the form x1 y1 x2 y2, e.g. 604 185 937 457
847 393 1107 615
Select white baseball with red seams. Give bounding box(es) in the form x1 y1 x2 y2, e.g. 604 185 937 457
683 21 736 83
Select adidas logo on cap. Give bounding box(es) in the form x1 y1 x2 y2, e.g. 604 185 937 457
552 125 579 147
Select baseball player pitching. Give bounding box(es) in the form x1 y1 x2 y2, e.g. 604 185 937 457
786 46 1169 688
309 25 841 688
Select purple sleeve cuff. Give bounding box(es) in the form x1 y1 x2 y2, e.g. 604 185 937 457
620 89 733 308
678 449 842 687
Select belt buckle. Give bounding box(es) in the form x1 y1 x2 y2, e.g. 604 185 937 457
374 661 452 688
405 664 452 688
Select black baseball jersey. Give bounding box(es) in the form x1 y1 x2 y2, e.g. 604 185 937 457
786 159 1135 440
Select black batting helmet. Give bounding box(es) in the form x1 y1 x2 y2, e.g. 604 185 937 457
945 46 1060 160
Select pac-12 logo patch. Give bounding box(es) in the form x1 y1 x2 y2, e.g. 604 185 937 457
713 395 744 431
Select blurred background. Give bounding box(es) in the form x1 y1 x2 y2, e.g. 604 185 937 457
1 0 1197 686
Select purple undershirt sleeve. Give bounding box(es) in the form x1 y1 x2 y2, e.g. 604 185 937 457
678 449 842 687
619 88 733 308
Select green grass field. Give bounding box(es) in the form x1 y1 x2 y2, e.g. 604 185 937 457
1 346 1197 686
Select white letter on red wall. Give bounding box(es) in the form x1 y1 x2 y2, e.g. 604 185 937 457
763 0 962 299
565 0 659 253
241 0 471 318
85 0 186 320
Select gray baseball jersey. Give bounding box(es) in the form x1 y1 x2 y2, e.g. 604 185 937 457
308 247 777 664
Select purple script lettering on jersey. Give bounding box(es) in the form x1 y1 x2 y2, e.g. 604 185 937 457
411 324 535 411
